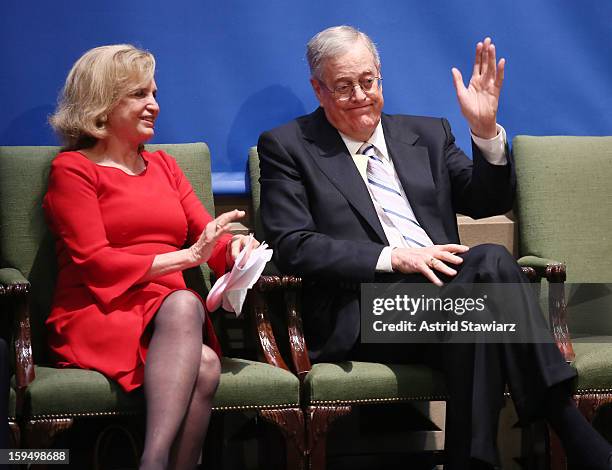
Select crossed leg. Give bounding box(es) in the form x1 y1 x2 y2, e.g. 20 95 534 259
139 290 221 470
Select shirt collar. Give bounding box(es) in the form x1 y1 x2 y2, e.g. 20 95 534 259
338 120 389 161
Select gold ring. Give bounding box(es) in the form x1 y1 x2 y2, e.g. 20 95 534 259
216 224 222 231
429 257 437 268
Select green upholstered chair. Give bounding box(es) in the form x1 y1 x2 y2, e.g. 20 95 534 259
513 135 612 469
248 147 449 470
0 144 305 469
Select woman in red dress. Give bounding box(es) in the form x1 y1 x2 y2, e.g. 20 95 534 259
45 44 254 470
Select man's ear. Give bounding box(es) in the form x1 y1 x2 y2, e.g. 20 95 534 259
310 77 324 106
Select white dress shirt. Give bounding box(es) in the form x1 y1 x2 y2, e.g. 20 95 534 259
338 121 507 272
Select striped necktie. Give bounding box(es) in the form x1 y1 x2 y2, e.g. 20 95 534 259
360 142 433 248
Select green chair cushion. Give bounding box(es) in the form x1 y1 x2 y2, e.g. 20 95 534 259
22 366 144 418
18 358 299 418
213 357 300 410
304 362 447 405
572 339 612 392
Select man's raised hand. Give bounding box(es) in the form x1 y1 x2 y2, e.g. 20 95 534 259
451 37 505 139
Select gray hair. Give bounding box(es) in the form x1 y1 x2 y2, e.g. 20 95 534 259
306 25 380 80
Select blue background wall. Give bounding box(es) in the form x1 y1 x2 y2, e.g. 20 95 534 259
2 1 611 193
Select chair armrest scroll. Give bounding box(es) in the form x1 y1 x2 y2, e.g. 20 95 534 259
518 256 566 282
250 275 312 382
249 276 290 371
0 268 30 296
281 276 311 383
518 257 574 362
0 267 35 413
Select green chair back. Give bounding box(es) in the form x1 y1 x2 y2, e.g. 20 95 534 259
248 146 265 241
147 143 215 216
513 136 612 283
247 147 280 277
513 136 612 336
0 143 215 363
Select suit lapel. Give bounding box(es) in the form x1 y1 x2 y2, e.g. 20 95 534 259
382 116 447 244
303 108 388 244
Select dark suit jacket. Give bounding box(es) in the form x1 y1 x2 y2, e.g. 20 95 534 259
258 107 515 360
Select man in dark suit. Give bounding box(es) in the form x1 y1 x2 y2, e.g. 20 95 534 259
258 26 611 469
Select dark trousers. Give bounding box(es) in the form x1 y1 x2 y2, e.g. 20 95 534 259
349 244 576 468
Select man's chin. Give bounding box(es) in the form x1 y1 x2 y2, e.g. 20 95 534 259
353 117 379 131
344 123 377 141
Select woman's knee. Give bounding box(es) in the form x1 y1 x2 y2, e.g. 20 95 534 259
195 346 221 398
155 290 204 328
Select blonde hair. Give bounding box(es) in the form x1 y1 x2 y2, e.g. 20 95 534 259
50 44 155 151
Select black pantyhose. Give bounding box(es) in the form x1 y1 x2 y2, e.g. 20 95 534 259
139 290 221 470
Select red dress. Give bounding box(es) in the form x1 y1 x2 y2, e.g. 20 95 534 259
43 150 228 392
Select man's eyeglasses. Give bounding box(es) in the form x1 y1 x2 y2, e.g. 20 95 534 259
322 77 382 101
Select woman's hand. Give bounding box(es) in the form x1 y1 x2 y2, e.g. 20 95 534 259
188 209 245 266
226 234 261 268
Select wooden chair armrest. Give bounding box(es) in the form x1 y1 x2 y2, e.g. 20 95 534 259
0 267 30 296
0 267 35 415
250 275 312 382
518 258 574 362
249 276 290 371
281 276 311 383
518 255 564 280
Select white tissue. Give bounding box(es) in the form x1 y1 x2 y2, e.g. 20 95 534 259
206 236 273 316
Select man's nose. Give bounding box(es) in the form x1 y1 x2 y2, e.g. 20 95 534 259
351 84 367 101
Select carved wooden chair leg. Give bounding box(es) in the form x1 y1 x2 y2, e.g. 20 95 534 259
576 394 612 424
306 405 351 470
259 408 306 470
24 418 73 469
8 421 20 448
